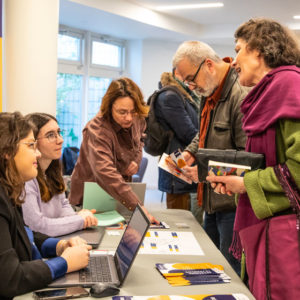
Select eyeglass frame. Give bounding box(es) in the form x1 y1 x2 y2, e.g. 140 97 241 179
37 129 64 143
184 59 206 87
113 108 138 118
20 141 38 151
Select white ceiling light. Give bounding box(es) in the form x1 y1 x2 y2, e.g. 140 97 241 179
293 15 300 19
156 3 224 11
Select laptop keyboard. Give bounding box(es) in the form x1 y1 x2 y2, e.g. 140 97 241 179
79 256 112 282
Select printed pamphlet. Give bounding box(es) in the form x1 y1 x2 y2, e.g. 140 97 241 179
113 294 250 300
155 263 231 286
158 150 192 184
208 160 251 177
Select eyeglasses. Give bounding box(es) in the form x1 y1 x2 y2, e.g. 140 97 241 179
114 109 137 117
20 141 38 151
38 129 64 143
184 59 206 87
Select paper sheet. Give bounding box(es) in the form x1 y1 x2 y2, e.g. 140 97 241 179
139 231 204 255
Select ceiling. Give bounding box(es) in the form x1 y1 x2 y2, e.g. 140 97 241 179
60 0 300 45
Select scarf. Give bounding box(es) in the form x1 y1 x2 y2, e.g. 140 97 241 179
230 65 300 259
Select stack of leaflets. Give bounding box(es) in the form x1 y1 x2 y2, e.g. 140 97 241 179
155 263 231 286
208 160 251 177
113 295 250 300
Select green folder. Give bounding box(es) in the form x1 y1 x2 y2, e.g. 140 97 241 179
83 182 125 226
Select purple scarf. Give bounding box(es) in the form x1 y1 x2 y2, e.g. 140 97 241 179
230 65 300 259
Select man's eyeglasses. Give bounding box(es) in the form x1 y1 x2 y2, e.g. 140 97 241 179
114 109 137 117
20 141 38 151
184 59 206 87
38 129 64 143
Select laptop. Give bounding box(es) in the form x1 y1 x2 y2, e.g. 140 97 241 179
56 226 105 249
116 182 146 220
49 204 150 288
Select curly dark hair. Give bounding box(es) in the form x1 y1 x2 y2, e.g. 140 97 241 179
25 113 65 202
0 112 35 205
100 77 149 121
235 18 300 68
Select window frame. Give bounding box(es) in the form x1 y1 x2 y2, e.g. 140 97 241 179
90 34 125 71
57 25 126 146
58 26 84 67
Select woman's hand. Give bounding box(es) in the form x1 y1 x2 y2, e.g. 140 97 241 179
206 175 246 195
56 237 92 256
78 209 98 228
125 161 139 176
61 245 90 273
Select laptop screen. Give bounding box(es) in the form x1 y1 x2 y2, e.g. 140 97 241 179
114 205 150 285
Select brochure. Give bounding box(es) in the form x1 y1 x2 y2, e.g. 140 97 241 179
113 294 250 300
155 263 231 286
208 160 251 177
158 151 192 184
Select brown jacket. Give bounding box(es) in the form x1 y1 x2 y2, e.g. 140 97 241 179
69 113 145 210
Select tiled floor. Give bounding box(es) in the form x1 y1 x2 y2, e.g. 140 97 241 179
144 189 167 211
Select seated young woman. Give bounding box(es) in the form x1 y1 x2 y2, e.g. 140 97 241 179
0 112 90 299
22 113 98 237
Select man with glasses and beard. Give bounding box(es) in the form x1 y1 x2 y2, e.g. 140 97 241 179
172 41 249 275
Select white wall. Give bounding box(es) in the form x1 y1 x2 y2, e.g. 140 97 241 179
127 39 181 189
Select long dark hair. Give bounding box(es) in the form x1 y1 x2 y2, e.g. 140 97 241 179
235 18 300 68
25 113 65 202
0 112 34 205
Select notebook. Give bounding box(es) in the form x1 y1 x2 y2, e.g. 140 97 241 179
82 182 125 226
56 226 105 249
83 182 146 220
49 204 150 288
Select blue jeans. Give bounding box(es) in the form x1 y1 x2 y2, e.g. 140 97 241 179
204 211 240 275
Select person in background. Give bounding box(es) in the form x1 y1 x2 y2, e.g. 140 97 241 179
22 113 98 237
173 41 249 275
70 77 158 224
0 112 90 300
155 68 199 211
206 18 300 300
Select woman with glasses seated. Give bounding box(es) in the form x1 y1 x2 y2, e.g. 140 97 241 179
22 113 98 237
0 112 90 299
69 77 158 224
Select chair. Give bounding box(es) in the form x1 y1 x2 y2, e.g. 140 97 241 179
61 146 79 175
132 157 148 182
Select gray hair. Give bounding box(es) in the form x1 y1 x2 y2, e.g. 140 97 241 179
173 41 221 67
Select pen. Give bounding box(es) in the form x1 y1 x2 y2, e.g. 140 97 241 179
154 231 158 237
174 245 179 252
168 245 173 251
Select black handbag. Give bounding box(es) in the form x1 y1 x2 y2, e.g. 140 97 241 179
195 149 265 182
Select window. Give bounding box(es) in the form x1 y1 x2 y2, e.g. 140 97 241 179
57 26 125 148
87 77 112 121
58 34 81 61
56 73 82 148
91 41 122 68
